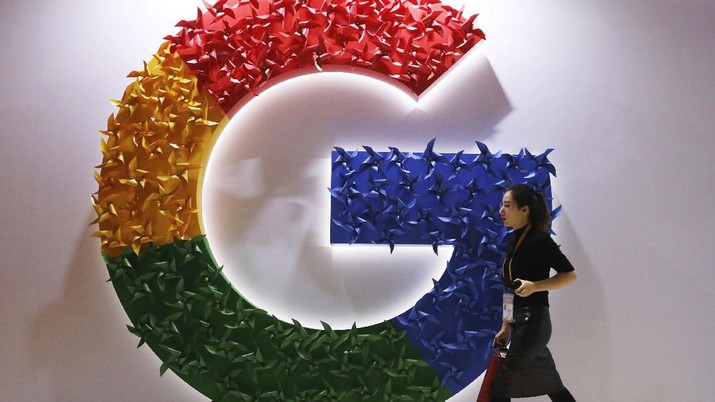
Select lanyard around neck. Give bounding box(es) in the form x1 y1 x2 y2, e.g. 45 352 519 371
504 224 531 282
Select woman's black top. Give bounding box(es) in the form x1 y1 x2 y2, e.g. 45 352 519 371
503 226 575 308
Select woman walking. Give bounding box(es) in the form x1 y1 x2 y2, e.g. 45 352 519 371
489 184 577 402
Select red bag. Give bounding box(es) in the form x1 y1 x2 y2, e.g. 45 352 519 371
476 349 506 402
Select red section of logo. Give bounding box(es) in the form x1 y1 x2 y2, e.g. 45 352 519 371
165 0 484 113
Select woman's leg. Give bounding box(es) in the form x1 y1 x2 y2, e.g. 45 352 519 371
491 307 562 397
548 388 576 402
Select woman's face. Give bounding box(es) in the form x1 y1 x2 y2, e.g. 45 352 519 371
500 191 530 229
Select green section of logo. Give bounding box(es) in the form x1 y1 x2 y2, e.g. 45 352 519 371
104 236 453 401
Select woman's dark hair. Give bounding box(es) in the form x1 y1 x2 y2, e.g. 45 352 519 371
507 184 551 232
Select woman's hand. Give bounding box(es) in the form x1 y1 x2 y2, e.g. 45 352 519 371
514 278 536 297
514 272 577 297
493 325 511 349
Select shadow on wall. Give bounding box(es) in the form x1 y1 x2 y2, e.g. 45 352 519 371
552 214 614 400
26 210 199 402
402 50 513 141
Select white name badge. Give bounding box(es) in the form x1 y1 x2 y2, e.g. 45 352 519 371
503 292 514 323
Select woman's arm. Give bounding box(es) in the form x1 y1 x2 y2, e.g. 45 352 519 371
493 321 512 348
514 271 577 297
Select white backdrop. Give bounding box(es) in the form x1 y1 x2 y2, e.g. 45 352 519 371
1 1 713 401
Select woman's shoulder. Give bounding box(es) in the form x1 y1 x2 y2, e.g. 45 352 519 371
523 229 559 249
528 229 553 242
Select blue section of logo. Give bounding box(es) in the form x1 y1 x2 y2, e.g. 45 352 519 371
329 140 559 392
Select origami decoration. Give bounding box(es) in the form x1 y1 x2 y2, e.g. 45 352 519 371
88 0 556 400
330 140 559 390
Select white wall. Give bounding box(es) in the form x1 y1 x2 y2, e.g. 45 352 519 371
0 1 713 401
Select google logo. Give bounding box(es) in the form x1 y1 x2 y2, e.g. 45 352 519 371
90 0 555 399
